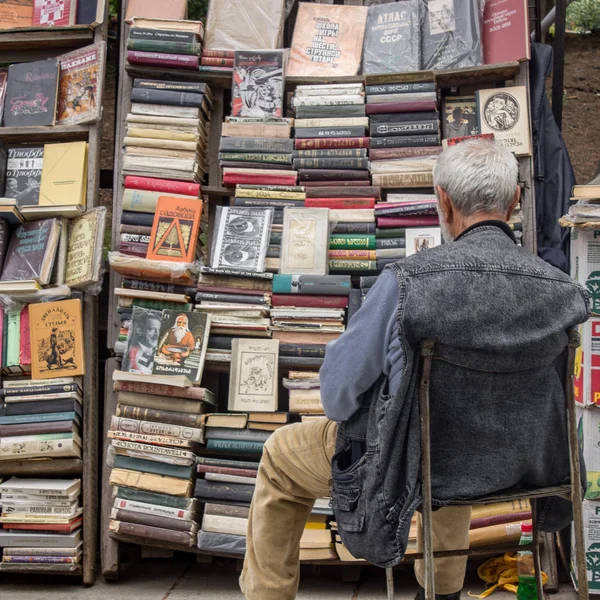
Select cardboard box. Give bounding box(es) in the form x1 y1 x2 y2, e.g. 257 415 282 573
571 227 600 314
577 406 600 499
571 500 600 592
573 318 600 407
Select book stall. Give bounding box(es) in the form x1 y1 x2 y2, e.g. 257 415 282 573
103 0 550 586
0 0 108 585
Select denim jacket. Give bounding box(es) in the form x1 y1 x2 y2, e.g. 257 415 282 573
330 224 590 567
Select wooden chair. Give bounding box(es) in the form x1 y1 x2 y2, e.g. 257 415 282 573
385 329 589 600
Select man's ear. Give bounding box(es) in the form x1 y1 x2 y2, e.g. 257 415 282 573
436 185 452 223
507 186 521 220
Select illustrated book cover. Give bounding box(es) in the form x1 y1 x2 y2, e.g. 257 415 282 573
232 50 284 119
33 0 77 26
122 306 162 376
57 42 106 125
228 338 279 412
405 227 442 256
476 86 531 156
28 299 85 380
287 3 368 78
4 59 59 127
442 96 478 139
146 196 202 263
65 207 106 288
4 146 44 207
0 218 60 285
152 310 211 383
280 207 329 276
210 206 273 273
38 141 88 209
361 0 420 75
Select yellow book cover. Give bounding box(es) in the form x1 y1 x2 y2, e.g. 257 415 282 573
29 299 85 380
39 142 88 209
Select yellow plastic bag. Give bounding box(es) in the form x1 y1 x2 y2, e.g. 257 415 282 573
468 553 548 598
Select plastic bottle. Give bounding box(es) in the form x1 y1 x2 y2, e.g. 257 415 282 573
516 522 537 600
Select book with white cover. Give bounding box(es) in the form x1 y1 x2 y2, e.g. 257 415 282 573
405 227 442 256
0 478 80 497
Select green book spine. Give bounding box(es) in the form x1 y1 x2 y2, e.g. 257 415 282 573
113 455 194 480
131 299 193 311
196 456 259 470
126 39 202 56
218 153 292 163
118 334 128 342
6 309 20 368
205 439 264 454
376 228 406 239
329 235 376 250
329 260 377 272
0 411 79 425
114 486 197 510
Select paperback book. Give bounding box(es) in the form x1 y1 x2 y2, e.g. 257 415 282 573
4 147 44 207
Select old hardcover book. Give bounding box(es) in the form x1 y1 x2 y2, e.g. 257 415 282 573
421 0 484 70
4 59 59 127
152 310 210 383
28 299 84 380
476 86 531 156
76 0 105 26
0 219 60 286
366 101 437 115
405 227 442 256
109 519 195 546
33 0 76 25
113 380 215 404
441 96 478 139
0 0 33 28
110 469 193 498
483 0 530 64
57 42 106 126
116 405 204 428
38 142 88 212
129 29 199 44
287 3 368 77
65 207 105 289
194 479 255 504
130 17 203 33
232 51 284 119
113 455 194 480
294 138 369 150
219 137 293 154
220 122 291 140
361 0 420 75
111 507 198 533
113 486 198 511
370 135 440 149
125 0 186 22
127 39 202 56
210 206 273 273
228 338 279 412
280 208 329 276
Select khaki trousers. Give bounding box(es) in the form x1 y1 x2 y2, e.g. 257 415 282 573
240 418 472 600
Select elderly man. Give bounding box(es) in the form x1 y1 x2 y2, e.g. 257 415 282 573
239 140 589 600
158 313 195 363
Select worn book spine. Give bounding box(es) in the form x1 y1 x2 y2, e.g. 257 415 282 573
121 211 155 227
305 198 374 209
0 420 74 437
291 95 364 107
294 126 366 139
329 259 377 272
278 344 327 358
201 57 234 66
0 439 80 460
121 278 190 295
219 137 293 154
114 486 197 510
205 439 264 454
370 135 440 149
113 381 213 402
109 519 195 546
197 465 257 478
270 294 348 309
376 238 406 249
305 186 380 199
115 405 203 428
329 235 376 250
127 39 202 56
223 174 296 186
293 149 367 159
470 511 532 530
1 384 80 398
332 222 375 234
110 416 203 443
119 241 147 257
233 198 303 210
196 292 269 305
377 215 439 227
110 469 193 498
107 430 198 449
219 152 292 164
111 508 198 533
203 50 235 58
329 250 377 260
369 147 442 160
111 439 196 462
366 82 436 95
298 170 369 182
234 189 305 200
4 398 81 416
371 121 439 137
127 51 199 70
372 173 434 188
196 456 259 470
294 137 369 150
3 556 80 564
130 88 206 108
0 412 79 426
204 503 250 519
113 498 196 520
129 29 198 44
220 123 291 140
295 105 366 119
194 479 255 503
204 428 271 443
293 158 369 170
113 455 194 480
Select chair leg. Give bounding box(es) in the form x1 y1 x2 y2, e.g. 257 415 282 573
386 567 395 600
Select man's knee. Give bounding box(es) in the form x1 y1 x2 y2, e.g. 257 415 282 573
262 422 294 456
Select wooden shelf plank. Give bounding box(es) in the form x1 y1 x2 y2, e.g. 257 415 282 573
434 62 521 87
0 125 90 142
0 25 93 52
0 458 83 477
125 64 232 88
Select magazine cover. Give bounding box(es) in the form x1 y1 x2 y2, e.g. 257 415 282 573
232 50 284 118
152 310 211 383
210 206 274 273
4 146 44 207
57 42 106 126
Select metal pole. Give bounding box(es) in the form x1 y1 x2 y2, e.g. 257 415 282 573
551 0 567 130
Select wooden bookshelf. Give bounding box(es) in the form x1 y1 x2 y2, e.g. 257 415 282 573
0 13 108 587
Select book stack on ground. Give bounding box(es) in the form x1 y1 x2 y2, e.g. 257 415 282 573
469 498 532 548
123 79 212 182
126 18 204 71
0 478 82 572
300 511 336 561
271 274 352 370
366 77 441 190
0 377 83 461
283 371 324 419
107 375 217 549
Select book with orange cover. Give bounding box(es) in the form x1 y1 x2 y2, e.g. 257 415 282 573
147 196 203 263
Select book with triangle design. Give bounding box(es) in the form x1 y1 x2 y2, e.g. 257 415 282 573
147 196 202 263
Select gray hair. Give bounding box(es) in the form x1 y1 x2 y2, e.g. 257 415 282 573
432 140 519 216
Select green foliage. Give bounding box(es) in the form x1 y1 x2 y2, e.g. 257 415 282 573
567 0 600 33
188 0 210 21
109 0 118 18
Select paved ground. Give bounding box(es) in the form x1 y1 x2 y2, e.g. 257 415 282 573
0 557 580 599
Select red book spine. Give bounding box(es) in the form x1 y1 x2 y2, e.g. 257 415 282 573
200 57 234 66
369 147 442 160
294 137 370 150
119 241 149 258
305 186 381 198
7 519 82 532
366 101 437 115
470 511 532 530
271 294 349 309
124 176 200 197
127 51 199 70
377 215 440 227
305 198 375 209
302 181 372 188
20 306 31 367
196 285 269 297
329 250 376 260
197 465 257 477
114 381 209 401
223 174 297 186
203 49 235 58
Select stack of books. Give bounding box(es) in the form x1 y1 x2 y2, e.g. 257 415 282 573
199 49 235 75
563 184 600 225
366 77 441 190
197 502 250 555
469 499 532 548
0 478 82 571
300 512 336 561
203 412 274 457
0 376 83 461
283 371 324 419
127 18 204 71
107 375 216 549
123 79 212 183
271 274 352 369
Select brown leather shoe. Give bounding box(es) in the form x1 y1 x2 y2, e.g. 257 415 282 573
414 587 461 600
